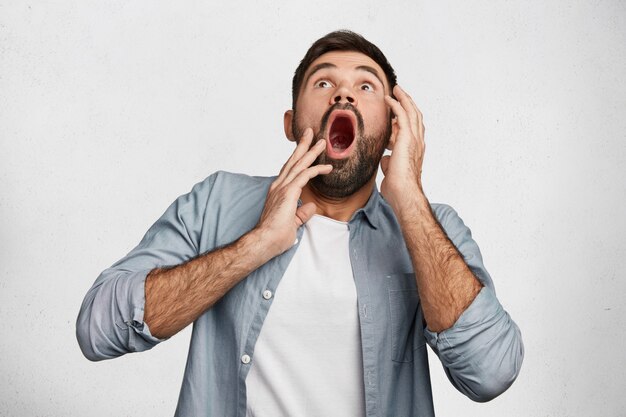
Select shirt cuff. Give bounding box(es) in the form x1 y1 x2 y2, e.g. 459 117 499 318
121 269 165 350
423 285 502 350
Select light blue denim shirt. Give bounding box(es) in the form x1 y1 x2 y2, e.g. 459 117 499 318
77 171 523 417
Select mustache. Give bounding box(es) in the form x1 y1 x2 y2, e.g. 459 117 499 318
318 102 365 140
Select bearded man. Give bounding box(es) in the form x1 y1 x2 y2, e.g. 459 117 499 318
77 30 523 417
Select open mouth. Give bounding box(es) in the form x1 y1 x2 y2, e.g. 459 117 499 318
326 111 356 158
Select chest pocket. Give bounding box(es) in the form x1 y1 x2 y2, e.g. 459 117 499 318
387 273 426 362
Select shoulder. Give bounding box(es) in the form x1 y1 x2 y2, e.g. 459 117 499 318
168 171 274 220
196 170 274 191
192 171 275 221
177 171 274 244
430 202 460 224
188 170 275 200
429 203 473 238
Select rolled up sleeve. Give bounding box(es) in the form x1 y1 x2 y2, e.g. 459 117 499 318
76 175 215 361
425 204 524 402
76 269 162 361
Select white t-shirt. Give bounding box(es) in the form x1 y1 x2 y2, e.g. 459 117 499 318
245 215 365 417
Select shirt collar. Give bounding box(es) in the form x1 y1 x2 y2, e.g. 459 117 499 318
297 185 383 230
348 186 382 230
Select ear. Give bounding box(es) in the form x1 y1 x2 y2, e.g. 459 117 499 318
284 110 295 142
386 118 398 151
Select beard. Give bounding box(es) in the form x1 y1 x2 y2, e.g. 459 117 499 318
292 102 392 199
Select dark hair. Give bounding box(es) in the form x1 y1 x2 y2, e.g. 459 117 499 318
291 30 397 109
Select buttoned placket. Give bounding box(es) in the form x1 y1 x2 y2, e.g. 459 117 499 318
236 223 306 417
237 197 381 417
348 212 379 417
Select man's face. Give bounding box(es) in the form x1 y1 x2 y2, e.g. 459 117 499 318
287 51 392 199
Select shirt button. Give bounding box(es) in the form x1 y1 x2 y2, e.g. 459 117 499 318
241 354 251 364
262 290 273 300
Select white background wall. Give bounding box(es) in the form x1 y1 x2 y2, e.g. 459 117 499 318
1 1 625 416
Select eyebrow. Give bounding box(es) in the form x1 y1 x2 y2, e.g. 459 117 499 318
304 62 386 90
356 65 385 88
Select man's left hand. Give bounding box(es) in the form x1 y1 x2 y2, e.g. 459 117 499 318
381 85 427 215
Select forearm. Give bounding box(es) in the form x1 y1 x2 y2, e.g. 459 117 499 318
383 87 523 398
396 189 482 332
144 228 275 339
77 132 329 359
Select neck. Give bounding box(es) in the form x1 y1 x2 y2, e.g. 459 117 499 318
301 176 376 222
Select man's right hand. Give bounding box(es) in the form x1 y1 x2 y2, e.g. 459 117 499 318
253 128 332 258
140 128 331 339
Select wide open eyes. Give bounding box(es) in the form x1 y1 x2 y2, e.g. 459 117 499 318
360 82 375 92
313 79 376 93
314 79 334 89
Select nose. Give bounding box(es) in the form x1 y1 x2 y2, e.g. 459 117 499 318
331 84 356 106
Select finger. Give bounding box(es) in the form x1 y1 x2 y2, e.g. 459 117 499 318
277 128 314 185
395 85 421 118
385 95 412 141
394 85 420 139
291 163 333 189
400 86 425 140
295 202 317 227
395 85 422 125
277 128 315 182
283 138 327 184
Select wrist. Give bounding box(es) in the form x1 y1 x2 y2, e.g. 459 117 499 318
389 183 431 221
244 226 285 264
